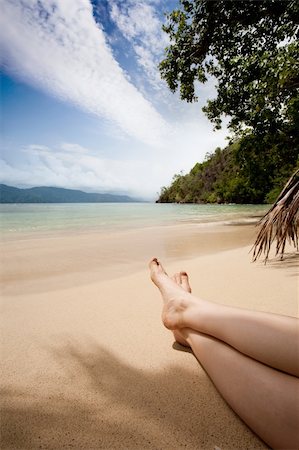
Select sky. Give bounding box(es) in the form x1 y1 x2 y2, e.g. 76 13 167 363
0 0 229 200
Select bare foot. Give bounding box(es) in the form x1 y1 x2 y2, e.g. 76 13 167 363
171 273 192 346
171 271 192 293
149 258 201 331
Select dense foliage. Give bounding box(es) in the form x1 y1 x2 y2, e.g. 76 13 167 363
160 0 299 134
158 0 299 204
157 141 299 204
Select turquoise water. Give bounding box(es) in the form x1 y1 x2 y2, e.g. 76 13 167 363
0 203 269 237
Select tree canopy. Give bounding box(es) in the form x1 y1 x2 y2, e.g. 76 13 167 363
160 0 299 136
157 140 298 204
158 0 299 206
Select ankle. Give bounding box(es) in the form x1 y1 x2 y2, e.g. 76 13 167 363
181 296 215 333
179 328 196 346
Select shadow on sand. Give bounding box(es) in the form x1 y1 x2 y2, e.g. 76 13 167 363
265 251 299 276
1 339 266 449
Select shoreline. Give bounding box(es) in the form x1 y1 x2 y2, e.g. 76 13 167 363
0 217 260 243
1 222 258 296
0 202 269 242
1 222 298 449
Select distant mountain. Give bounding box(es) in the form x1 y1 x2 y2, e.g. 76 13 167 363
0 185 140 203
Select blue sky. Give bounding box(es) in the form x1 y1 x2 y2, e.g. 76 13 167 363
1 0 228 200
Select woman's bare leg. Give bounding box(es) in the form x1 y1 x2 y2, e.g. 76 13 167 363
150 261 299 448
149 258 299 377
179 328 299 449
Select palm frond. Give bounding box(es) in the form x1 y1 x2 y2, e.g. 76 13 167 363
252 168 299 262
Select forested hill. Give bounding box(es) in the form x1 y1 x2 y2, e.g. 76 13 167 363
0 185 139 203
157 140 299 205
157 1 299 206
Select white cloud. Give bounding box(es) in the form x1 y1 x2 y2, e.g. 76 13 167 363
0 1 230 198
110 0 168 90
1 115 228 199
0 0 169 146
59 143 90 154
1 142 166 199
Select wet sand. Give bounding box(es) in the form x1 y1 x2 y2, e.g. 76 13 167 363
1 223 256 296
1 224 298 449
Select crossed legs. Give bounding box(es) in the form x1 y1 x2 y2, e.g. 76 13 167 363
149 258 299 449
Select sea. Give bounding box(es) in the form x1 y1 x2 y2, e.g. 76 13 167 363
0 203 269 238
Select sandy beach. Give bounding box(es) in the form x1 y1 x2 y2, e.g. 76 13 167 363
1 223 298 449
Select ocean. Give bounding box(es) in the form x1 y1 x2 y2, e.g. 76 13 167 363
0 203 269 238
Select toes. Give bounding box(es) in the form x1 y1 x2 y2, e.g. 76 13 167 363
149 258 167 276
180 271 192 293
172 271 191 293
173 272 181 284
149 257 159 270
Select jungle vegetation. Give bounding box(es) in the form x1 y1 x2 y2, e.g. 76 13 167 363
157 0 299 204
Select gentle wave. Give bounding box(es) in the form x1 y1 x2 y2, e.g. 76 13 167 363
0 203 269 236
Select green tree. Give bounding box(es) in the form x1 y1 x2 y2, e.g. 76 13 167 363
159 0 299 204
160 0 299 136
